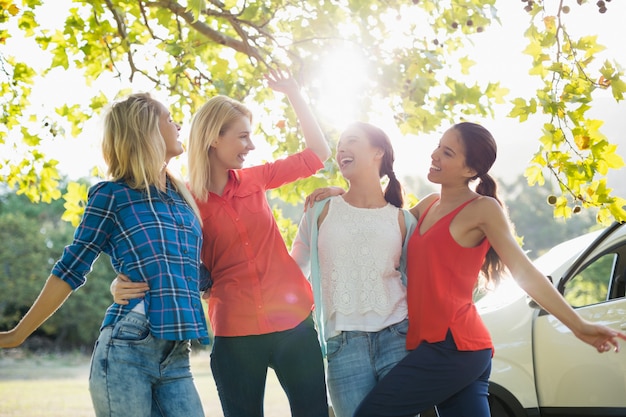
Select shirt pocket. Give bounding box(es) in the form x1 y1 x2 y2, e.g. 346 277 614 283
234 190 269 215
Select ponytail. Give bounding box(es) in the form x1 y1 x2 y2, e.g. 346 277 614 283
475 173 501 206
476 174 506 285
384 170 404 208
474 172 506 284
454 122 506 286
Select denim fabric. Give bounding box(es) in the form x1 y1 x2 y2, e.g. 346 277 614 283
88 312 204 417
210 314 328 417
354 330 492 417
325 319 409 417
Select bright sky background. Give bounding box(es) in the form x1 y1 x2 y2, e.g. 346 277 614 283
385 1 626 189
7 1 626 193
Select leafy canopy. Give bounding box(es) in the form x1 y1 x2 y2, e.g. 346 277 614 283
1 0 624 229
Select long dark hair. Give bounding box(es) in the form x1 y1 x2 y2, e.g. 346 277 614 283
349 122 403 208
454 122 506 285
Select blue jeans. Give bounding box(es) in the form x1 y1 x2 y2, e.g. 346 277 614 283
326 319 409 417
210 314 328 417
89 311 204 417
354 330 492 417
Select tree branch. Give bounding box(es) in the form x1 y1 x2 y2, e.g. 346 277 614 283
149 0 266 64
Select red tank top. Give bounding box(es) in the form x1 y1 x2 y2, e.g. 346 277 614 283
406 198 493 352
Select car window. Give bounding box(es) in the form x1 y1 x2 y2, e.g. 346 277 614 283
563 253 616 307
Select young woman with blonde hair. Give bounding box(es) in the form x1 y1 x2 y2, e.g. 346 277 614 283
187 69 331 417
0 93 210 417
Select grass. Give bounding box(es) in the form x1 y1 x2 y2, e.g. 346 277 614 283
0 348 291 417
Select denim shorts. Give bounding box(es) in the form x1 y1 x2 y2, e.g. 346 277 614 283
88 311 204 417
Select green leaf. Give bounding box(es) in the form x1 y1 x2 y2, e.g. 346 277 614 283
610 77 626 101
458 56 475 75
20 127 40 146
524 165 545 186
508 98 536 122
185 0 205 22
61 182 88 227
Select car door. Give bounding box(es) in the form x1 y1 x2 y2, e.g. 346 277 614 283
531 224 626 416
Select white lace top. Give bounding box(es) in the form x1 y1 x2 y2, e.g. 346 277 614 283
317 196 408 338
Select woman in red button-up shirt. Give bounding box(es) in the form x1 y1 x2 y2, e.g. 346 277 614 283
185 69 332 417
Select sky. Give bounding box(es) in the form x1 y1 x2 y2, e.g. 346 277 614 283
7 1 626 195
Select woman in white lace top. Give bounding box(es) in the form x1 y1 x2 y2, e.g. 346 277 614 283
291 122 417 417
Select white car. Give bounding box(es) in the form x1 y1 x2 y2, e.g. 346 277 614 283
478 222 626 417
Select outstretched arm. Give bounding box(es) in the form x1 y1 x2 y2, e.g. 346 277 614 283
479 198 626 353
0 275 72 348
265 68 331 162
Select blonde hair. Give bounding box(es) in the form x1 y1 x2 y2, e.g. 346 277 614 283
102 93 165 190
102 93 201 220
188 95 253 202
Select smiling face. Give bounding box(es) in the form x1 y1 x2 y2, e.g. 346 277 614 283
209 115 255 171
428 127 476 185
157 102 183 162
336 125 383 180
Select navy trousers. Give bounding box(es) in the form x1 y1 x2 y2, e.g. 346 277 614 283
354 330 492 417
210 314 329 417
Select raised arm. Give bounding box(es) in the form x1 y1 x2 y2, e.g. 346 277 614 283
265 68 331 162
0 275 72 348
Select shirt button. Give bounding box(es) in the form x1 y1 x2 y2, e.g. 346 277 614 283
244 242 249 246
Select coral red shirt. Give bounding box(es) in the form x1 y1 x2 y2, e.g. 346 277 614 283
406 198 493 352
197 149 324 337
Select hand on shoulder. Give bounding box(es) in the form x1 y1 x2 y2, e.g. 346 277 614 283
304 186 345 211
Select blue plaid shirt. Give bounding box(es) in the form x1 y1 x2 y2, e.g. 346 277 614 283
51 178 210 343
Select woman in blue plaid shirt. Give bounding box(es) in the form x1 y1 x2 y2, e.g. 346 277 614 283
0 93 210 417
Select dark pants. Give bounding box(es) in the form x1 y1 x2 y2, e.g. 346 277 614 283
354 330 492 417
210 314 329 417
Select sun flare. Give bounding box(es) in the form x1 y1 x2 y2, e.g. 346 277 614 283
309 45 370 128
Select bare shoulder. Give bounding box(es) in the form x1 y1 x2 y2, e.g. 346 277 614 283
468 195 505 216
466 196 512 237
